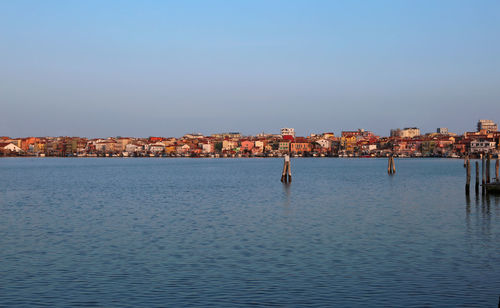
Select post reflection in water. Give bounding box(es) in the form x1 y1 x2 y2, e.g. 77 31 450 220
282 182 291 207
465 193 471 233
465 193 471 214
466 190 500 237
470 182 500 214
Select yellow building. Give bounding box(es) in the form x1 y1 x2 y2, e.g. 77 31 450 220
340 136 357 152
165 146 176 154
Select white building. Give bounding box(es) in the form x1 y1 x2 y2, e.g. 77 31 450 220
255 140 266 150
222 140 238 151
183 133 204 139
148 142 165 153
470 140 496 153
201 143 213 153
477 119 498 132
315 139 332 149
437 128 448 134
390 127 421 138
0 142 22 153
281 128 295 137
125 143 142 153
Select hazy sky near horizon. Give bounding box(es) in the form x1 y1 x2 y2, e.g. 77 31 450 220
1 0 499 137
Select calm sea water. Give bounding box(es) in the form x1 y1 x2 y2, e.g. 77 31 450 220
0 158 499 307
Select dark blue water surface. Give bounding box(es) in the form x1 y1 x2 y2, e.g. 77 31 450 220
0 158 499 307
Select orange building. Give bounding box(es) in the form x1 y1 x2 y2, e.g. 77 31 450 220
240 140 254 151
291 142 311 153
21 137 40 151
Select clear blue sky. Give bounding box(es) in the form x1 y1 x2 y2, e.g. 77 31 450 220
1 0 499 137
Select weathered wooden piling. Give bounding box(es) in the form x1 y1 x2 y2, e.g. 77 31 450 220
496 158 499 181
482 155 486 194
475 161 479 194
486 154 491 184
281 154 292 183
387 155 396 174
281 161 289 183
465 159 471 195
287 159 291 182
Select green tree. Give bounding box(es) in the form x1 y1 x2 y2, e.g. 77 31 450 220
214 142 223 152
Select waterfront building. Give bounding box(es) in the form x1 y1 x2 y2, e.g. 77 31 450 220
453 138 468 154
340 135 357 153
240 140 254 152
222 140 238 151
470 140 496 153
279 141 291 152
3 124 495 157
201 143 214 154
183 133 204 139
116 138 132 152
254 140 266 150
251 146 263 155
437 128 448 134
6 138 22 148
477 119 498 132
421 136 454 156
256 132 278 138
362 144 378 152
322 132 335 139
315 138 332 149
149 137 164 143
176 144 191 154
0 142 22 153
341 129 374 139
125 143 142 153
291 139 311 153
212 132 241 139
94 139 119 153
390 127 421 138
20 137 39 152
280 128 295 138
148 142 166 153
165 145 176 154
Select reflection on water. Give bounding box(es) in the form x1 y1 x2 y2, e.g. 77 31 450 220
465 190 500 245
282 182 291 207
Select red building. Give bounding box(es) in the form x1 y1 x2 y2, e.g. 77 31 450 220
291 138 311 153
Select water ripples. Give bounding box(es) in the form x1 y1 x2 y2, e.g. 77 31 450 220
0 158 499 307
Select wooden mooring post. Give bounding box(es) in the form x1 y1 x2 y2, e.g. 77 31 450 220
487 154 491 184
475 161 479 194
281 154 292 183
482 154 486 194
465 159 471 195
496 158 499 181
387 155 396 174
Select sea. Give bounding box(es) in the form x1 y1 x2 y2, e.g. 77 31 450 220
0 158 499 307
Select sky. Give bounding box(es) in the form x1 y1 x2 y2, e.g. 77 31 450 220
1 0 499 138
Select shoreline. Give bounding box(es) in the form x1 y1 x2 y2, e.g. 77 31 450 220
0 155 469 159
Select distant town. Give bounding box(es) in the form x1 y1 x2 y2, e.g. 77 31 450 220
1 120 499 158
